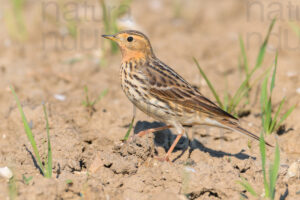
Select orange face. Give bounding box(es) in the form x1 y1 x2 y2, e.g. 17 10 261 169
102 30 154 61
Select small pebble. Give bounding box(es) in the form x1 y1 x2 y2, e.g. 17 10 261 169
0 167 13 179
54 94 66 101
287 162 299 178
296 88 300 94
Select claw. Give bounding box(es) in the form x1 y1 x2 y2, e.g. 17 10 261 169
128 134 137 143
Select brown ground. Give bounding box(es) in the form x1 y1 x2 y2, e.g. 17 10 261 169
0 0 299 199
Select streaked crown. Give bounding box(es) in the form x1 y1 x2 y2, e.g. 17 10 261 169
102 30 155 61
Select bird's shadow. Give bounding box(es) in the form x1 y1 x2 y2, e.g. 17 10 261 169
134 121 255 161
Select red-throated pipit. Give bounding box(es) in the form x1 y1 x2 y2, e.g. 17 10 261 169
102 30 272 161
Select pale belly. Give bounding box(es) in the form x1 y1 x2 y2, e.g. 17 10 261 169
122 84 173 122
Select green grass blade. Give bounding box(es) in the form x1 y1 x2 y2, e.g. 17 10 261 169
275 105 295 131
43 104 52 178
9 175 17 200
269 142 280 200
229 63 264 112
270 53 278 94
239 36 249 75
260 83 265 132
230 66 272 113
229 62 272 113
238 55 242 72
223 91 229 112
232 18 274 111
259 132 270 197
237 178 258 197
83 85 90 107
229 79 248 110
268 165 274 198
10 86 45 175
262 73 270 112
260 75 269 133
265 98 272 133
22 175 33 185
253 18 276 71
193 57 223 108
229 84 250 114
270 98 285 132
122 116 135 141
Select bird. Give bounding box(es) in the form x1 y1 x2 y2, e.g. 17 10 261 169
102 30 272 161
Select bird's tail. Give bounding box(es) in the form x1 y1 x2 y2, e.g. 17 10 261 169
219 120 273 147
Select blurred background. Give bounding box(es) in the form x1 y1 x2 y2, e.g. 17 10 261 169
1 0 299 102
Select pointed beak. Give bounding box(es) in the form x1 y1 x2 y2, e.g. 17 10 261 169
102 34 118 42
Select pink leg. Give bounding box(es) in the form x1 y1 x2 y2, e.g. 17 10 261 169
156 133 183 162
136 125 173 137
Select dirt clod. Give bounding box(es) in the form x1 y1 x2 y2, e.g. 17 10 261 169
100 134 155 175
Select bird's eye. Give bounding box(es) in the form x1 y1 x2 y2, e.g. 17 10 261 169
127 36 133 42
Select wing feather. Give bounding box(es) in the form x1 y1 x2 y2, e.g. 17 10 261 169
141 60 238 121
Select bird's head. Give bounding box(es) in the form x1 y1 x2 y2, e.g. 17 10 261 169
102 30 154 61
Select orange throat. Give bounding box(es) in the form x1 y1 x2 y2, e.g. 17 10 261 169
121 48 147 62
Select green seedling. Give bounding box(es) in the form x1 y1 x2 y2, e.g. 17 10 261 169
82 86 108 114
10 86 52 178
122 116 135 141
238 132 280 200
9 175 17 200
260 54 295 134
22 175 33 185
193 18 276 116
4 0 27 41
238 177 258 197
43 103 52 178
194 57 223 108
